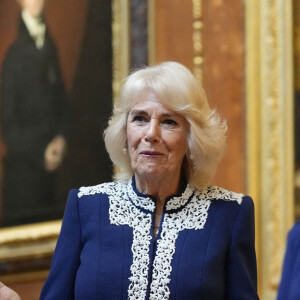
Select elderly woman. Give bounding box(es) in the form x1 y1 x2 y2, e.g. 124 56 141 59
39 62 258 299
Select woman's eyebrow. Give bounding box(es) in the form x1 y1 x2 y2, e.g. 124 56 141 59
129 110 179 119
161 113 177 118
129 109 147 115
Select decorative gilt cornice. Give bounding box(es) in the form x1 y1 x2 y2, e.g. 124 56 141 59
192 0 203 82
0 220 60 281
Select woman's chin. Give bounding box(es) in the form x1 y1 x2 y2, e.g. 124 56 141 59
135 166 178 181
135 167 166 179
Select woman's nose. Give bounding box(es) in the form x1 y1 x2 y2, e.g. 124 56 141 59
145 120 160 142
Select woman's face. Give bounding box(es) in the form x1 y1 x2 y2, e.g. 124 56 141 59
20 0 45 18
126 90 188 182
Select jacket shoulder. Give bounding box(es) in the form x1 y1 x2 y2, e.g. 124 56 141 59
198 185 249 205
288 221 300 244
77 180 128 198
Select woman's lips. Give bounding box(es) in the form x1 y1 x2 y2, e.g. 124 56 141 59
140 151 163 157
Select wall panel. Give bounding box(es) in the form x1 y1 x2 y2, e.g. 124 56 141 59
154 0 246 192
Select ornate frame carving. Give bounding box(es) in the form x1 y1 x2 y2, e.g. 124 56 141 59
246 0 294 298
192 0 203 83
0 0 130 283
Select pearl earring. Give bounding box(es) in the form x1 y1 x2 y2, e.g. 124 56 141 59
122 147 127 154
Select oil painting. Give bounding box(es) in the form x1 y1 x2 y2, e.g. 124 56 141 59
0 0 113 228
0 0 114 279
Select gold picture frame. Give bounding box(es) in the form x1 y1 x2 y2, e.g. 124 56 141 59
246 0 294 298
0 0 130 283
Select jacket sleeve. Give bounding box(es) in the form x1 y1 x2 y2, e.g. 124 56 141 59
226 196 259 300
277 222 300 300
40 189 81 299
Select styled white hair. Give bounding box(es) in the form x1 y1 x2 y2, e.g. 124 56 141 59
104 61 227 188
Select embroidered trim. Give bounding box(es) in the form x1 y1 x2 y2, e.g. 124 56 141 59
78 180 152 300
108 184 152 300
78 181 123 198
149 195 211 299
165 184 194 211
127 180 155 212
78 181 244 300
198 185 244 205
149 187 243 299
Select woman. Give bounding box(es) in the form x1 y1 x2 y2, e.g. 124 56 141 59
40 62 259 299
277 221 300 299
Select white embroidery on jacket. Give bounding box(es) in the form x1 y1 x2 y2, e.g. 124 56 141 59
165 184 194 210
149 193 210 299
78 181 119 198
108 183 152 300
78 180 244 300
198 185 244 205
127 180 155 212
79 180 152 299
149 187 243 299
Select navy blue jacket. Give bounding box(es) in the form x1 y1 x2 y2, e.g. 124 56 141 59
277 221 300 300
40 178 259 299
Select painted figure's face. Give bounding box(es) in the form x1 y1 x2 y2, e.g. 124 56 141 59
20 0 45 18
126 89 188 181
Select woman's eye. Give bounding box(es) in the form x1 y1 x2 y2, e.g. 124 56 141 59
133 115 145 122
163 119 177 125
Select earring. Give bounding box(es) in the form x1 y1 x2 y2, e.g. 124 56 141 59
122 147 127 154
188 153 193 161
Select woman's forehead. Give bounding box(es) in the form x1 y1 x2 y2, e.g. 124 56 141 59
130 90 173 111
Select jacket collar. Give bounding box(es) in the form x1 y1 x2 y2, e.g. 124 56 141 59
127 177 194 213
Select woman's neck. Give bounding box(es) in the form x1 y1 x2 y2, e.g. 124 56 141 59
135 174 181 206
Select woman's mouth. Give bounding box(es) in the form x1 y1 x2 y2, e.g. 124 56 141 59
140 151 163 157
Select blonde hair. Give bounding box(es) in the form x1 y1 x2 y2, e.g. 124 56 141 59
104 61 227 188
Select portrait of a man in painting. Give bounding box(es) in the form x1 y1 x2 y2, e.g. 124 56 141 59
0 0 113 228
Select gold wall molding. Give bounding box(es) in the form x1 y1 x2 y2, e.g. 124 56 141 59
0 220 60 282
192 0 203 82
148 0 155 66
112 0 130 101
246 0 294 299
